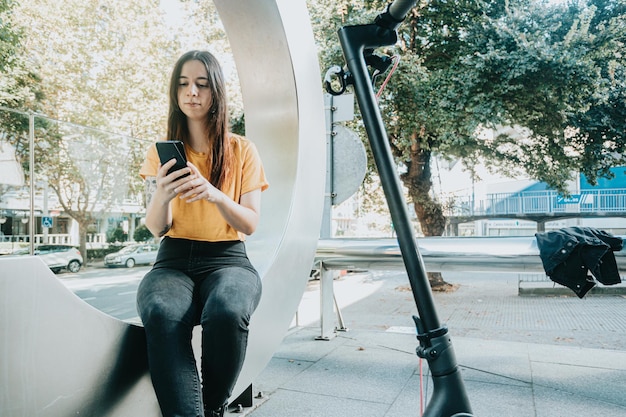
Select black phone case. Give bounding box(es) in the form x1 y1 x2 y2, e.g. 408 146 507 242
156 141 189 177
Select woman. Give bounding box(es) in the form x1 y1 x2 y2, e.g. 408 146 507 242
137 50 268 417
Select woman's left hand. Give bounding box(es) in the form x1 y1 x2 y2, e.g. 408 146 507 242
174 162 224 204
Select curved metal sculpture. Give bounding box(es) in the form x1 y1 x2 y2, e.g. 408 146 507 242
216 0 326 399
0 258 161 416
0 0 326 415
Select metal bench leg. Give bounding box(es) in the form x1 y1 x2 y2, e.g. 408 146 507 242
317 263 337 340
334 292 348 332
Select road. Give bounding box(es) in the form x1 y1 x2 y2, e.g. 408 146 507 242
55 264 626 351
57 264 150 322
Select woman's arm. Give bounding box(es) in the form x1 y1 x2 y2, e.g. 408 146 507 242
144 159 192 237
176 162 262 236
214 189 261 236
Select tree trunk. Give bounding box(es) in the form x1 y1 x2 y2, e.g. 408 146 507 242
78 220 89 267
398 132 454 292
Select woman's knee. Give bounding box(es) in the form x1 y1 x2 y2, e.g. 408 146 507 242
139 294 177 325
201 301 251 331
137 271 195 327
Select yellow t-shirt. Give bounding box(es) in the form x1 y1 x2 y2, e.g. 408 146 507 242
139 134 269 242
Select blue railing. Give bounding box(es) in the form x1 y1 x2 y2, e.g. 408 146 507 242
445 189 626 217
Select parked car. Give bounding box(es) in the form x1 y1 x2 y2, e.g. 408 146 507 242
104 243 159 268
8 244 83 273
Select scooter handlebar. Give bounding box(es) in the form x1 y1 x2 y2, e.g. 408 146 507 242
387 0 417 22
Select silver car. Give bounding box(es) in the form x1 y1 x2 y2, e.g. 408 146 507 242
104 243 159 268
8 244 83 273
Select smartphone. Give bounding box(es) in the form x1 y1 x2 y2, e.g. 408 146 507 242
156 140 190 178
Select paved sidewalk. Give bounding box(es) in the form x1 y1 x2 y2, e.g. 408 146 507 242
239 271 626 417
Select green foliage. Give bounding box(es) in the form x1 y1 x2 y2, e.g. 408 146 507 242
11 0 182 144
0 0 45 169
564 0 626 184
86 245 122 261
230 113 246 136
133 224 153 242
2 0 252 253
308 0 626 230
0 0 44 109
452 0 626 187
4 0 183 251
106 227 127 244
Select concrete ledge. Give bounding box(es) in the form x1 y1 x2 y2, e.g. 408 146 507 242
519 284 626 297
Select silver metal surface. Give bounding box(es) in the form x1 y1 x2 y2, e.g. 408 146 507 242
0 257 161 416
215 0 326 400
330 125 367 205
0 0 326 415
316 236 626 273
313 236 626 340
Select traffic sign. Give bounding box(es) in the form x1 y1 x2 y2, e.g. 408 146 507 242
42 216 53 228
556 194 581 204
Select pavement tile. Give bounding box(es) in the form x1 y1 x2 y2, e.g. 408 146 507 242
242 389 390 417
243 271 626 417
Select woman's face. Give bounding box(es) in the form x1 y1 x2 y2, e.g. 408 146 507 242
177 59 212 122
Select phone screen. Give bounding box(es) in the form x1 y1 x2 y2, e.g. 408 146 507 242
156 141 189 178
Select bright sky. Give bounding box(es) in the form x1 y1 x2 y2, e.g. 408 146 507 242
159 0 184 25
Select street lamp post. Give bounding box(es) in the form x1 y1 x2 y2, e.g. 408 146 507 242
42 182 49 244
28 112 35 254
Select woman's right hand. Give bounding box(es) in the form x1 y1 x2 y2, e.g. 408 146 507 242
144 159 193 238
155 159 193 202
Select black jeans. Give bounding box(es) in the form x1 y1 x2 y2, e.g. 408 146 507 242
137 237 262 417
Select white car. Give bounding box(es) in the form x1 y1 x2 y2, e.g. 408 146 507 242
9 244 83 273
104 243 159 268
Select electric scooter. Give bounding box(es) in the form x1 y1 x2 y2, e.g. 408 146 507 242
325 1 474 415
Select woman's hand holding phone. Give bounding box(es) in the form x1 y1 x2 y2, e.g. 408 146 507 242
156 141 189 177
174 162 224 205
154 141 193 202
156 159 194 202
153 139 223 205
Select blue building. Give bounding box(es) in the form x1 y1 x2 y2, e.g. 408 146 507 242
449 167 626 237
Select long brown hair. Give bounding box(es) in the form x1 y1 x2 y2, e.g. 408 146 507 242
166 50 232 190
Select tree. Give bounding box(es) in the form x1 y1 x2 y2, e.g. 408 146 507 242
564 0 626 181
4 0 252 259
307 0 625 289
0 0 45 175
8 0 180 259
34 120 138 259
445 0 626 185
1 0 47 245
133 224 153 242
12 0 178 138
0 0 44 110
106 226 127 244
